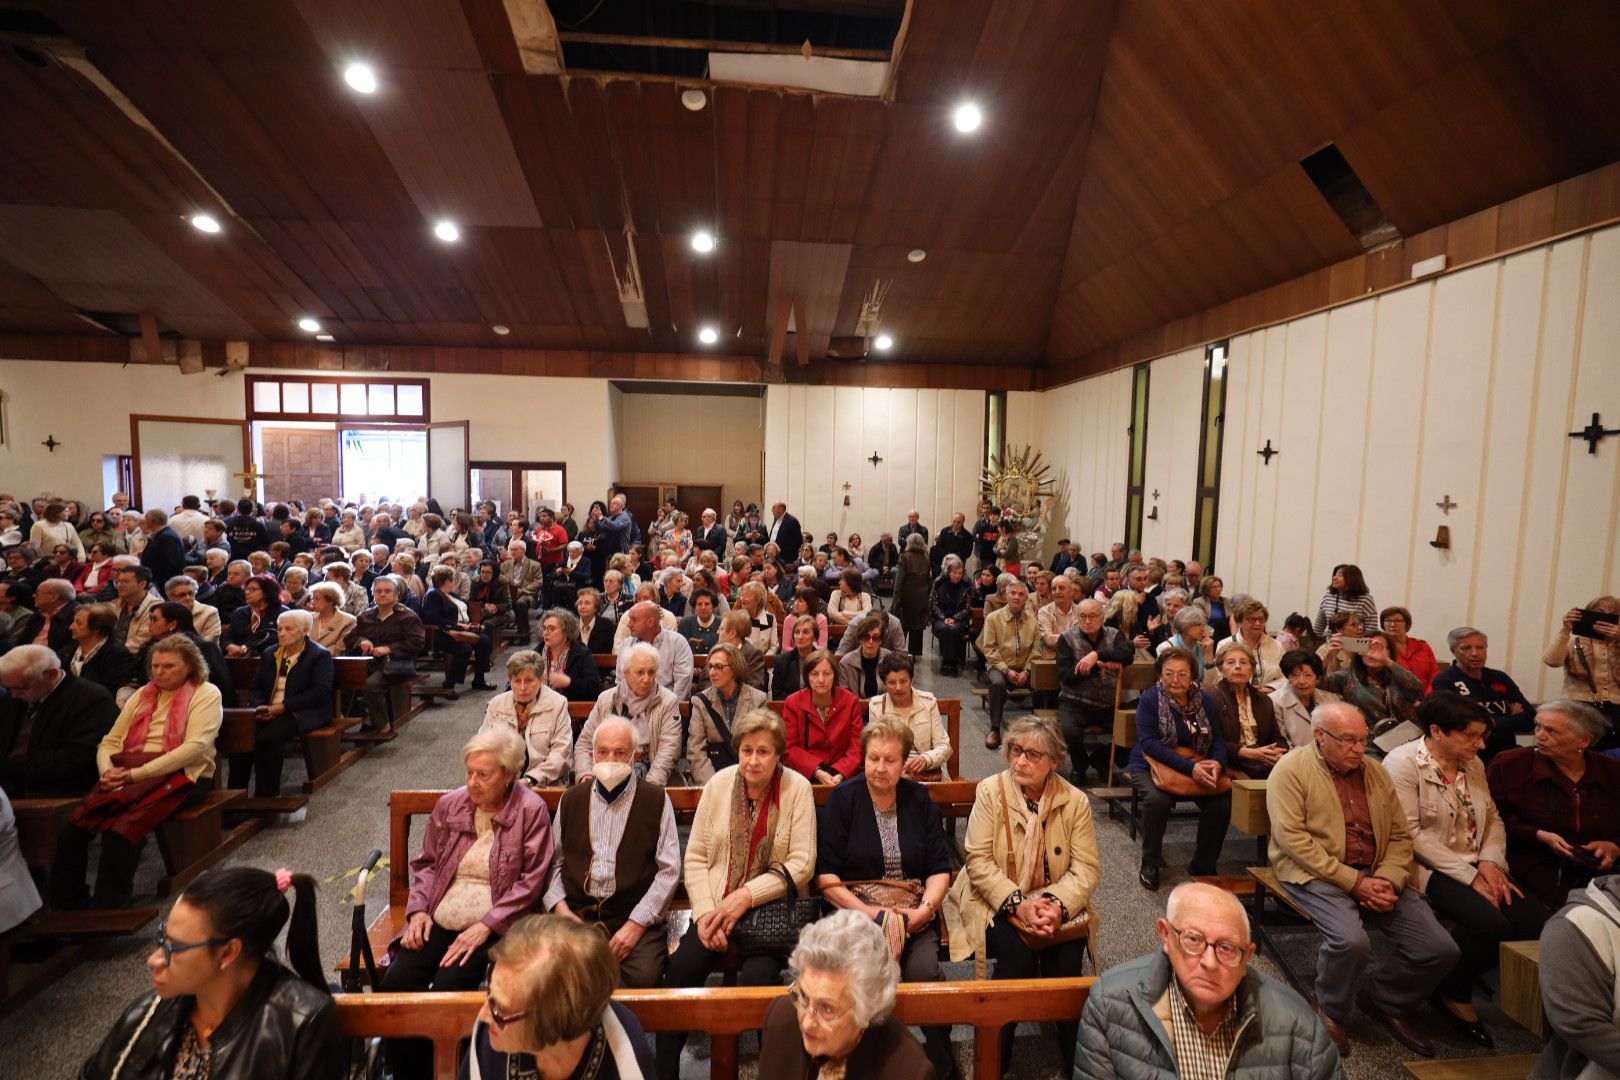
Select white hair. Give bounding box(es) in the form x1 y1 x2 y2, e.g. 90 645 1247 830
1165 881 1251 943
593 716 638 753
462 723 525 776
1310 701 1365 731
0 644 61 682
625 641 660 670
277 609 314 633
788 909 899 1028
37 578 75 604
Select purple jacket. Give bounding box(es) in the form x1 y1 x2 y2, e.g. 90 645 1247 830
399 783 553 942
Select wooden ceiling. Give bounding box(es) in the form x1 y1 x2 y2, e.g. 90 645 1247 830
0 0 1615 382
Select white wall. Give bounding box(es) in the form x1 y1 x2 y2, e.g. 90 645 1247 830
616 392 764 511
1038 366 1134 557
1140 347 1206 561
763 386 986 545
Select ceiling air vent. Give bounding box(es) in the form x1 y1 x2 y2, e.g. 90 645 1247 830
1300 143 1401 251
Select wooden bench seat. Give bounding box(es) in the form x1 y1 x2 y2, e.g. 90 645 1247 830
1499 940 1543 1036
1401 1055 1538 1080
223 655 378 786
12 797 78 870
0 906 159 1019
155 789 259 895
334 977 1095 1080
1245 865 1315 1000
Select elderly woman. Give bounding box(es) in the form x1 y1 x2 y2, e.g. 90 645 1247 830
223 574 285 657
1269 648 1342 748
74 541 120 596
423 564 494 694
657 709 816 1080
815 719 954 1075
51 635 223 911
574 586 616 653
784 650 865 785
688 643 769 783
1383 605 1441 693
736 581 779 664
1488 700 1620 908
536 607 601 703
944 715 1100 1076
307 580 357 652
482 650 572 787
1545 597 1620 742
282 565 311 610
381 725 553 1080
710 608 767 692
930 556 975 676
464 914 655 1080
1323 629 1423 732
1208 638 1286 780
837 613 893 698
1386 693 1550 1048
1156 604 1215 680
1130 648 1231 892
1056 597 1135 786
1229 599 1285 691
888 532 933 657
65 602 137 697
772 615 820 700
575 643 682 786
331 508 367 553
869 652 951 780
758 909 933 1079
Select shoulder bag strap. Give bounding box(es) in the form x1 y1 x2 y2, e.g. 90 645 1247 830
697 693 733 746
768 861 799 899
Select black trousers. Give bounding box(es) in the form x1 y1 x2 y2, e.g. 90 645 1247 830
1426 870 1551 1002
1055 699 1114 783
986 913 1087 1076
655 923 785 1080
1132 770 1231 874
380 921 498 1080
50 776 212 910
932 619 972 666
227 712 302 796
439 631 492 687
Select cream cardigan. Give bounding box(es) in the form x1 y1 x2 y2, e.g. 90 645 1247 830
683 765 816 921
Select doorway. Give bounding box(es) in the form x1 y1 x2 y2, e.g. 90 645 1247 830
470 461 567 519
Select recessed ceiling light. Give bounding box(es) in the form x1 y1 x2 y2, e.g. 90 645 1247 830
433 220 460 243
953 102 983 133
189 213 222 234
690 230 715 254
874 334 894 352
297 317 321 333
315 333 334 342
697 326 719 345
907 249 926 263
491 324 510 336
344 62 378 94
681 88 708 112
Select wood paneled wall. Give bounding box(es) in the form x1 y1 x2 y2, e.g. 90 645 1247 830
763 386 985 549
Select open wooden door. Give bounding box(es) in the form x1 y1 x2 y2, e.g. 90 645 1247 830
427 421 470 512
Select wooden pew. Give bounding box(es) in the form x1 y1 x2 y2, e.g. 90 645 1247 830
155 788 259 894
1230 777 1270 866
1498 940 1543 1036
215 709 311 816
224 655 384 772
333 977 1095 1080
1400 1056 1538 1080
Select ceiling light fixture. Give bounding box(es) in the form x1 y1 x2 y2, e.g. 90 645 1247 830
491 324 511 336
297 317 322 333
690 230 715 254
697 326 719 345
874 334 894 352
344 62 378 94
315 333 335 342
952 102 983 133
907 249 926 263
681 88 708 112
433 220 460 243
189 213 222 234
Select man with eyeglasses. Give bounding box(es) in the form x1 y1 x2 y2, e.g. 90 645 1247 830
1266 702 1459 1058
1076 882 1342 1078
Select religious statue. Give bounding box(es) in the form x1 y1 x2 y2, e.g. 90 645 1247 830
980 444 1055 557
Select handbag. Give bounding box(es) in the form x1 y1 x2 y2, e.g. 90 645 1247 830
840 878 923 912
998 792 1093 952
731 863 822 957
381 655 418 682
1147 745 1232 798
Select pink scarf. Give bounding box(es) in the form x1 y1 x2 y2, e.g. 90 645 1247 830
122 680 197 755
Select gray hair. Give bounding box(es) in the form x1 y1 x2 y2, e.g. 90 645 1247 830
277 609 313 633
1538 699 1610 744
283 566 308 585
541 608 581 644
37 578 75 605
1446 626 1486 653
164 575 197 596
1214 637 1257 668
0 643 61 682
1165 882 1252 945
309 581 344 607
592 715 638 754
624 641 660 671
1004 714 1067 768
1172 606 1208 632
462 723 525 777
1160 588 1190 605
228 559 252 575
941 554 964 573
905 532 926 553
505 649 547 681
144 508 168 525
996 572 1019 594
1311 701 1366 731
787 909 899 1028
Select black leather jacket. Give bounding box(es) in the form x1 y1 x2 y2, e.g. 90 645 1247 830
82 961 342 1080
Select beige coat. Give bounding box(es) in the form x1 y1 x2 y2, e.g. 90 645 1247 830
1266 743 1412 892
867 689 951 778
684 765 816 921
574 685 682 786
309 609 357 653
1383 738 1507 894
980 605 1039 672
687 683 769 783
482 686 572 785
944 770 1101 965
1543 631 1620 705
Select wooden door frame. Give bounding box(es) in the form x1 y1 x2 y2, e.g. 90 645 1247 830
129 414 251 509
470 460 568 518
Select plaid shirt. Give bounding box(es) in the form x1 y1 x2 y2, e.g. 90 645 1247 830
1165 975 1240 1080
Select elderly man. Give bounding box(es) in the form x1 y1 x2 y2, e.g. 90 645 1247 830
1267 702 1459 1056
1535 873 1620 1080
0 645 120 797
932 512 974 574
164 575 220 643
544 715 680 988
111 564 161 654
896 509 928 550
500 539 544 643
1077 882 1342 1079
348 575 427 733
1037 574 1083 659
1103 542 1128 574
1432 626 1535 760
139 508 189 588
1051 538 1085 577
577 643 682 786
1184 560 1205 595
1056 598 1135 785
19 577 76 654
200 516 231 556
694 509 729 555
598 493 637 556
229 609 334 798
765 500 803 557
980 580 1039 749
210 559 251 619
614 600 694 700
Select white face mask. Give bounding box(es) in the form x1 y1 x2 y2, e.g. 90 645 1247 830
592 760 633 790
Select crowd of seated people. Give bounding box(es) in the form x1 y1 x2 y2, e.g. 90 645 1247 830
4 486 1619 1077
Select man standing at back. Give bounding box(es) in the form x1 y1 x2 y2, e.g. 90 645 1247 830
766 501 802 558
226 497 269 559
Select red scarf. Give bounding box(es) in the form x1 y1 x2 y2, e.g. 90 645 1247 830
122 680 197 755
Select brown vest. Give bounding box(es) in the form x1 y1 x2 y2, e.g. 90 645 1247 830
558 777 665 927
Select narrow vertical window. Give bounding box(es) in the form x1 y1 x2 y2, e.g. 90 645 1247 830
984 390 1007 473
1124 364 1150 550
1191 341 1229 568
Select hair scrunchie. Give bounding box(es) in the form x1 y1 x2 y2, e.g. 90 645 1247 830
274 867 293 893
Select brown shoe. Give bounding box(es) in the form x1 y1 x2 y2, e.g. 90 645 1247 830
1361 996 1433 1057
1315 1007 1350 1057
984 729 1001 750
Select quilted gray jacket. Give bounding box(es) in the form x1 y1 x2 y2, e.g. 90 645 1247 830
1074 951 1343 1079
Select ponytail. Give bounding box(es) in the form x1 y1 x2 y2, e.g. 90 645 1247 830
179 866 328 994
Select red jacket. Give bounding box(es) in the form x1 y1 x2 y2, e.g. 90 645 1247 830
1394 636 1442 693
782 687 865 781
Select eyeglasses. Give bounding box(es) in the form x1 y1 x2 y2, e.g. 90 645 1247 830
154 922 230 967
483 964 531 1028
1167 923 1250 967
788 982 853 1026
1319 729 1369 748
862 634 883 643
1008 744 1050 764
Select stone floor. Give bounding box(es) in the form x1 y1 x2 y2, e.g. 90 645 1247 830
1 642 1543 1078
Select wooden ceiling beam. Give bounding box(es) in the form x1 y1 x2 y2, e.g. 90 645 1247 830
557 32 891 62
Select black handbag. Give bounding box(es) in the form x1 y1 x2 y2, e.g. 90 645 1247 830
731 863 821 957
696 694 739 774
381 655 418 682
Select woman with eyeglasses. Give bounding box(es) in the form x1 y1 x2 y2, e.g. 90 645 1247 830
82 865 341 1080
837 613 893 698
465 914 654 1080
1129 648 1231 893
943 714 1100 1076
758 909 932 1079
